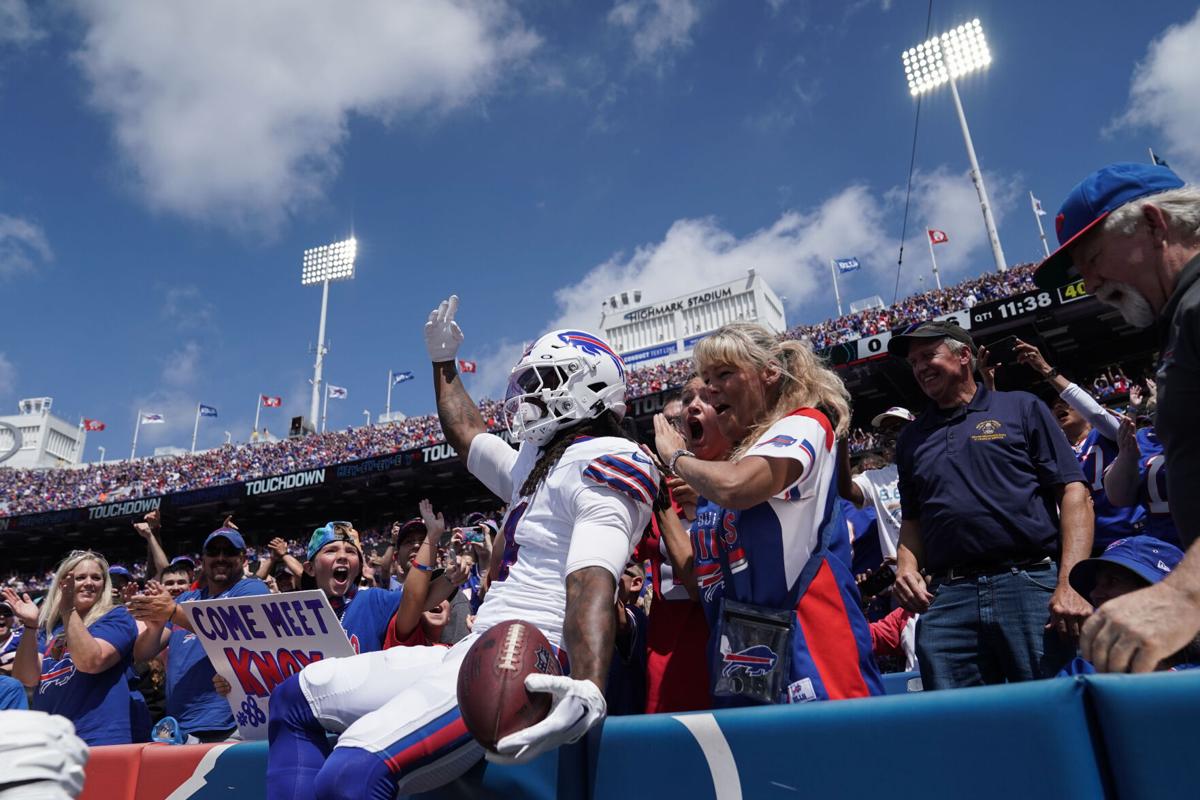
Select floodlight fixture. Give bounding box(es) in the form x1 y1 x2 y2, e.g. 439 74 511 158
900 19 1007 273
301 236 359 426
301 237 358 286
902 19 991 96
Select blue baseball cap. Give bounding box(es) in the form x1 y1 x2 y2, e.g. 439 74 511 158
1069 535 1184 601
1034 162 1185 290
169 555 195 570
108 565 132 579
306 522 362 562
203 527 246 552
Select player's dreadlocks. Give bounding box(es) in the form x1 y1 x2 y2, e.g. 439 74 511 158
520 410 634 498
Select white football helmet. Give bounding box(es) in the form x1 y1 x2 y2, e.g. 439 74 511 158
504 330 628 447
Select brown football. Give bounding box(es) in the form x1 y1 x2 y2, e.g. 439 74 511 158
456 619 562 751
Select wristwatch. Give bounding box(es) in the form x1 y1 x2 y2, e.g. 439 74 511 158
1043 367 1059 381
667 448 696 475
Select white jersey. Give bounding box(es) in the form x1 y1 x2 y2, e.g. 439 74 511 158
466 432 658 647
852 464 902 561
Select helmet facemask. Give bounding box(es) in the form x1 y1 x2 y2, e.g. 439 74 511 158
504 334 627 447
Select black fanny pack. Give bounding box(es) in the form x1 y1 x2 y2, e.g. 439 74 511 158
710 598 793 705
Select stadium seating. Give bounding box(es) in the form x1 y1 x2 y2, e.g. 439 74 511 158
76 670 1200 800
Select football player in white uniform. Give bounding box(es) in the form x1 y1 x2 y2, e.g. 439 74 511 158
266 295 659 800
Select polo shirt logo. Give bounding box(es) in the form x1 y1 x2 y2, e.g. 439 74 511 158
971 419 1006 441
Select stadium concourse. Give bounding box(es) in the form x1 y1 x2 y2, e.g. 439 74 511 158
0 261 1159 578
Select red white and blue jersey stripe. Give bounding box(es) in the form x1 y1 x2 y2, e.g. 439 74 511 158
691 409 883 704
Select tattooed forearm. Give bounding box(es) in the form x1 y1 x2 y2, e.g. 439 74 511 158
433 361 486 459
563 566 616 689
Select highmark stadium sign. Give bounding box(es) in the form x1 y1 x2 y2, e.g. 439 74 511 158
622 288 734 322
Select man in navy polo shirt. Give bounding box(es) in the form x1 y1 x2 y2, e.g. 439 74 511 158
890 321 1094 689
1034 162 1200 673
131 526 269 741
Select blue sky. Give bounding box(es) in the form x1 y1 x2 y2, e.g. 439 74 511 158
1 0 1197 458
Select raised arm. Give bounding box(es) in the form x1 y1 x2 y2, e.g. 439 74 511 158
1103 417 1142 507
133 510 169 579
836 438 866 507
390 500 444 642
1 588 42 688
425 295 485 462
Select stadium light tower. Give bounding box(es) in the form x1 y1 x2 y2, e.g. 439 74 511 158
302 237 358 429
902 19 1007 273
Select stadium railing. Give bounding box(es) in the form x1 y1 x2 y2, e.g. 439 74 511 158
76 669 1200 800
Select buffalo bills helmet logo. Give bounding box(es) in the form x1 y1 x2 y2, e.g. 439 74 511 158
556 331 626 378
722 644 778 678
760 435 797 448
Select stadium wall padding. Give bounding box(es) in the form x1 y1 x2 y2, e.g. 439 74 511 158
78 671 1200 799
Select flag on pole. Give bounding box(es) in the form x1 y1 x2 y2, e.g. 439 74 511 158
833 257 861 274
392 371 414 385
199 404 218 417
83 419 106 432
260 395 282 408
140 413 165 424
1151 150 1170 168
1031 196 1047 217
327 385 348 400
458 359 477 374
928 229 949 245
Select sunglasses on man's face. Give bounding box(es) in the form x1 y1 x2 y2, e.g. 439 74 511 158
205 546 241 558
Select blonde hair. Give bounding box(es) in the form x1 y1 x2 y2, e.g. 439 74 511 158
39 550 116 638
694 322 851 459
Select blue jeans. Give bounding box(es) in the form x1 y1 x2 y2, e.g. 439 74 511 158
915 562 1074 690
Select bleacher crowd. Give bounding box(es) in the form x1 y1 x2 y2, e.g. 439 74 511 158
1 265 1042 519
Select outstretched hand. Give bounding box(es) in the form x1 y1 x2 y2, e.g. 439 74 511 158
486 675 607 764
424 295 464 363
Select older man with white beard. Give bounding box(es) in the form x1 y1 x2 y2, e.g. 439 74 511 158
1034 161 1200 674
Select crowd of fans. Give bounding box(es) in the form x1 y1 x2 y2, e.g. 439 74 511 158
0 266 1046 519
783 262 1037 349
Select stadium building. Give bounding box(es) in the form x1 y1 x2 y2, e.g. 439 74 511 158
0 397 86 469
600 269 786 368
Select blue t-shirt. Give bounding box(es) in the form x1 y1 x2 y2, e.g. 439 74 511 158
334 586 402 654
32 606 137 746
166 577 270 735
1136 429 1181 546
0 674 28 710
1076 428 1146 551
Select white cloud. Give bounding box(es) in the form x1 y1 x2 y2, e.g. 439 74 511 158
0 352 15 397
0 0 41 48
466 166 1020 395
0 214 52 279
162 341 201 388
163 285 214 329
608 0 701 64
1114 8 1200 176
896 166 1021 287
71 1 540 231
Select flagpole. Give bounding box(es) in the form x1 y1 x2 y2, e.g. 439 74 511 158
190 403 200 453
74 417 85 464
386 371 393 421
253 395 262 439
130 409 142 461
927 234 943 291
1149 147 1156 165
1031 191 1050 258
322 387 329 433
829 259 844 317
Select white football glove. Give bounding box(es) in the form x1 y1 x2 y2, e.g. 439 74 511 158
0 710 89 799
485 674 607 765
423 295 465 363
